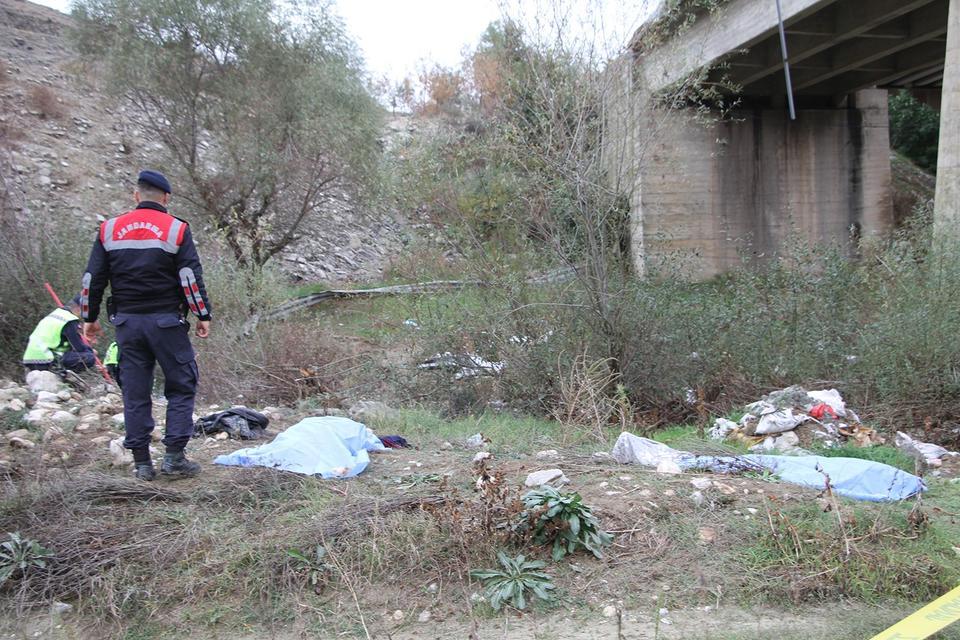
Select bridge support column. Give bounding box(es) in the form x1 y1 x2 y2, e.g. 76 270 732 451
934 0 960 242
627 91 893 279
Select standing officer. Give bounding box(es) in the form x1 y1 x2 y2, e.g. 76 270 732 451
80 170 212 481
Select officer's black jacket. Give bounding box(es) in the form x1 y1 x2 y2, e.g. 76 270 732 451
81 201 212 322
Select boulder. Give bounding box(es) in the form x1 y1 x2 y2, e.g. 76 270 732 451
42 426 65 442
5 399 25 412
25 370 62 394
110 413 125 428
56 390 73 402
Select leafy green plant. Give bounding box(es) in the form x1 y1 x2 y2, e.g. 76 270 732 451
0 532 53 585
469 551 555 611
286 545 333 592
515 487 612 561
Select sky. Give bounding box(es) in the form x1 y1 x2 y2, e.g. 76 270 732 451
32 0 657 82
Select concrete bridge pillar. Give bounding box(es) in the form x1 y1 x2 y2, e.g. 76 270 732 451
934 0 960 241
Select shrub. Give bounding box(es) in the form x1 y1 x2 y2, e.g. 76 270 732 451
0 532 53 586
469 551 556 611
889 91 939 173
28 85 65 119
0 200 92 377
513 486 612 561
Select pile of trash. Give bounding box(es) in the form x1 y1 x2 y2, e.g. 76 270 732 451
611 431 925 502
709 386 883 454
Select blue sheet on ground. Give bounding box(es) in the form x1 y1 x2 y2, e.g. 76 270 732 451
682 454 925 502
213 416 386 478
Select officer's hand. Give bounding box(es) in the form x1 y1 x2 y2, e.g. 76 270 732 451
82 321 102 343
196 320 210 339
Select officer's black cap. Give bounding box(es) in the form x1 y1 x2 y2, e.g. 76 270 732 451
137 170 171 194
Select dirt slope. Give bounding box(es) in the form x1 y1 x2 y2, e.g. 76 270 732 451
0 0 407 283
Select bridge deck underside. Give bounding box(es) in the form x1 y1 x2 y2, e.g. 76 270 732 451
709 0 949 105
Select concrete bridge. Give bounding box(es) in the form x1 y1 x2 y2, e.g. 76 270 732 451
610 0 956 277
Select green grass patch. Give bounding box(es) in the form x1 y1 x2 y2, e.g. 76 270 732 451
737 489 960 605
0 410 26 434
374 408 565 453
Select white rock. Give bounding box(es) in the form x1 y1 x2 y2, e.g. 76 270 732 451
56 390 72 402
50 411 78 427
24 409 49 426
51 601 72 615
109 438 132 467
656 460 682 475
536 449 560 459
690 477 712 490
472 451 491 463
417 610 431 623
603 605 618 618
690 490 705 506
6 428 33 442
35 391 61 404
110 413 125 427
90 435 112 445
9 437 35 449
440 441 453 450
6 399 25 412
42 426 64 442
524 469 569 488
26 370 62 394
391 610 404 621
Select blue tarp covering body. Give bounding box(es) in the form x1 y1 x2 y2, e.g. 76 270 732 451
682 454 925 502
214 416 386 478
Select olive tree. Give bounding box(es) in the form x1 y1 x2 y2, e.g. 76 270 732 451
73 0 382 267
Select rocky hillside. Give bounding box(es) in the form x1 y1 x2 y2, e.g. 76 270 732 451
0 0 408 283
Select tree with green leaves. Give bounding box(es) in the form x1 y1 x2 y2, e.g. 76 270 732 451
73 0 383 267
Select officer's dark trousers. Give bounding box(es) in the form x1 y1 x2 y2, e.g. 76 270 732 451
113 312 198 453
61 350 97 372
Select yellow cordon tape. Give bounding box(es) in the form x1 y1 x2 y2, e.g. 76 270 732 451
869 584 960 640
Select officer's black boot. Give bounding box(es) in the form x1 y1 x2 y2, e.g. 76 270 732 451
134 462 156 481
160 451 201 479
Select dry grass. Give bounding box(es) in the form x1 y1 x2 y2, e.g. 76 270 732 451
28 85 65 119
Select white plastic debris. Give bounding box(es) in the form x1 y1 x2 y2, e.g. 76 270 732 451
755 408 807 435
611 432 684 467
709 418 738 440
472 451 491 463
895 431 958 467
465 433 486 449
656 460 682 475
807 389 847 417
